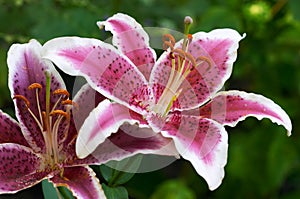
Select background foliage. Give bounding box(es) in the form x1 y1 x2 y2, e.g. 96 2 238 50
0 0 299 198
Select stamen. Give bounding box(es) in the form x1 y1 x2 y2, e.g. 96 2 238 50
61 99 73 105
53 89 70 99
163 41 174 51
50 110 69 118
185 52 197 69
173 48 186 58
14 94 44 132
13 95 30 108
162 34 176 46
28 83 42 90
196 56 212 71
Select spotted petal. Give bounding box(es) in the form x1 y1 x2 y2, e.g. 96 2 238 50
76 100 141 158
89 123 177 164
7 39 66 153
0 110 29 146
42 37 149 113
161 115 228 190
197 90 292 135
150 29 245 110
0 143 46 193
97 13 156 80
59 84 106 163
50 166 106 199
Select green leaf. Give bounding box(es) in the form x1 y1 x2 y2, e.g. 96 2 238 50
100 154 142 186
42 180 59 199
150 179 196 199
102 183 129 199
57 186 74 199
42 179 74 199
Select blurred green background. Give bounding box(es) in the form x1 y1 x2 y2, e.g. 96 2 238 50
0 0 299 198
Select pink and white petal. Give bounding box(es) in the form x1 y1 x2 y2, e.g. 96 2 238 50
76 100 142 159
0 143 47 193
7 39 66 153
58 84 106 159
197 90 292 135
72 83 105 132
0 110 29 146
50 166 106 199
85 123 177 165
150 29 245 110
97 13 156 80
42 37 149 113
161 115 228 190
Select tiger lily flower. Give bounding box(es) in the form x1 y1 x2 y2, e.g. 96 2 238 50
0 39 174 198
42 13 292 190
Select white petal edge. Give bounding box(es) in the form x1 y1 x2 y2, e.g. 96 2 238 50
215 90 292 136
76 99 140 159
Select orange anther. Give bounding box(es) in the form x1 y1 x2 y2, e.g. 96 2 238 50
28 83 42 90
173 48 186 58
61 99 73 105
53 89 70 99
187 34 193 39
50 110 69 118
163 41 174 51
185 52 197 67
13 95 30 108
162 34 176 46
196 56 212 71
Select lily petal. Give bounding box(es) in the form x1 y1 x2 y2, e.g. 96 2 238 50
150 29 245 110
197 90 292 135
42 37 149 112
50 166 106 199
59 84 106 161
97 13 156 80
76 100 141 159
7 39 66 152
89 123 177 164
0 143 46 193
0 110 29 146
161 115 228 190
72 83 106 130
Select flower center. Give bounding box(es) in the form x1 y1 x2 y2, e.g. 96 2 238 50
13 72 74 168
152 17 211 117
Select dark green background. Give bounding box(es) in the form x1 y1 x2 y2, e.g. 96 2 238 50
0 0 299 198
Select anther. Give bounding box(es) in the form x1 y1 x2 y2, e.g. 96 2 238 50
196 56 212 71
173 48 186 58
28 83 42 90
61 99 73 105
163 41 174 51
13 95 30 108
162 34 176 46
53 89 70 99
185 52 197 67
50 110 69 118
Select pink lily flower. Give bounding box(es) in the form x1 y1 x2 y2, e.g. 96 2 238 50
0 39 173 198
42 13 292 190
